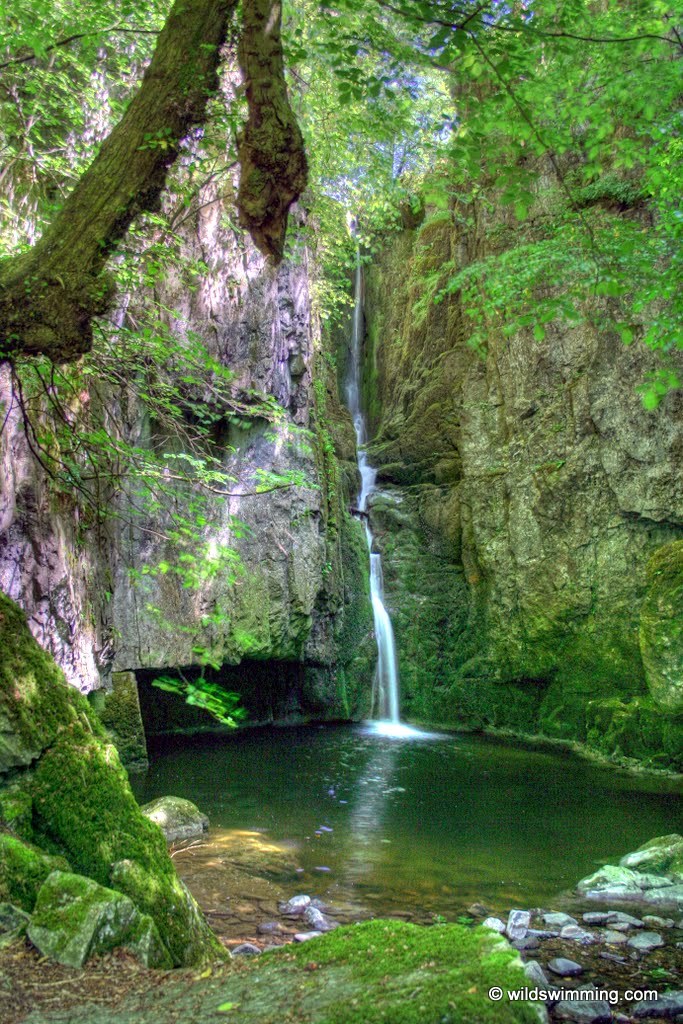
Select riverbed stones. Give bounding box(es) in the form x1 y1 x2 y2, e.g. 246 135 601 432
548 958 584 977
524 960 549 987
626 930 664 953
602 930 628 945
507 909 531 941
27 870 172 968
140 796 209 842
560 924 595 944
582 913 609 926
303 904 338 932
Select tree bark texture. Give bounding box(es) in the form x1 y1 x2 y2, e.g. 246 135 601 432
237 0 308 261
0 0 238 362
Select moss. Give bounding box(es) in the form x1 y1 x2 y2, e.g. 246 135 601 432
0 787 33 840
0 592 104 772
639 540 683 713
89 672 148 771
585 696 683 771
28 721 224 965
0 833 70 911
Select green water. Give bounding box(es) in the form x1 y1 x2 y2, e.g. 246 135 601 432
131 724 682 920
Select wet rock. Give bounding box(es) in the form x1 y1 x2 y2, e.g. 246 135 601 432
279 894 311 915
506 909 531 941
548 958 584 977
303 905 337 932
294 931 323 942
257 921 283 935
576 864 683 909
554 993 613 1022
582 913 609 926
631 990 683 1018
626 930 664 953
602 930 628 945
560 924 596 944
607 911 643 927
621 836 683 878
140 796 209 843
513 935 540 951
524 960 549 988
231 943 261 956
28 870 172 969
543 912 577 929
642 915 674 928
482 916 506 934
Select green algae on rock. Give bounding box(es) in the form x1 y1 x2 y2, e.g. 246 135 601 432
28 870 172 969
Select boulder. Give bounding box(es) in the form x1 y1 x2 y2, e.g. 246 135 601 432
576 862 683 909
27 870 172 968
0 902 31 947
140 795 209 842
619 834 683 880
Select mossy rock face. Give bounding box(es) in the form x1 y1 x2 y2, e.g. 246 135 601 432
0 833 70 911
0 787 33 839
28 721 224 966
0 902 31 948
89 671 148 771
640 541 683 713
585 696 683 771
0 591 103 773
620 834 683 880
27 870 172 969
17 920 542 1024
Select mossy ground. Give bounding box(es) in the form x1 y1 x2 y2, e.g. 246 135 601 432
15 920 540 1024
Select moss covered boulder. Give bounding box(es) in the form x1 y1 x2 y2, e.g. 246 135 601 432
620 834 683 880
640 541 683 713
140 795 209 842
27 870 172 968
0 833 69 911
28 721 224 966
0 592 224 967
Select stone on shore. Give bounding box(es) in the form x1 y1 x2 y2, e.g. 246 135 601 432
140 796 209 843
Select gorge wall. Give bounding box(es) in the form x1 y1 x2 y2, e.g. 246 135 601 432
355 204 683 769
0 187 373 737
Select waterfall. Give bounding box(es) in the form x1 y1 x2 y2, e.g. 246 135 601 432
346 261 401 725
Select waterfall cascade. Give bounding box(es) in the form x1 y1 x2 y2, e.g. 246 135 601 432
346 262 401 725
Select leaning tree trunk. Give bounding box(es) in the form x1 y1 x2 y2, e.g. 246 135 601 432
237 0 308 261
0 0 239 363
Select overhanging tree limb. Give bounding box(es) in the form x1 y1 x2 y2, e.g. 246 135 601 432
0 0 239 363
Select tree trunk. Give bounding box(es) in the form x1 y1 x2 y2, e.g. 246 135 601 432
237 0 308 261
0 0 238 363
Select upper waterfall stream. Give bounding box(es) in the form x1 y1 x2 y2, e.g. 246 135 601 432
346 262 402 728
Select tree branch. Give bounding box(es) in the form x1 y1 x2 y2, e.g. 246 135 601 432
0 0 239 362
0 26 161 72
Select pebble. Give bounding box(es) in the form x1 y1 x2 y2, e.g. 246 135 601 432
631 990 683 1018
548 958 584 977
506 909 531 941
513 935 540 951
294 931 323 942
543 912 578 929
482 917 506 934
231 943 261 956
626 930 664 953
608 911 643 928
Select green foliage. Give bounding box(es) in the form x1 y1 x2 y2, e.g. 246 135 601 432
151 673 246 728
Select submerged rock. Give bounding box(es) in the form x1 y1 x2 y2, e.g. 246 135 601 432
27 870 172 968
631 990 683 1018
626 930 664 953
140 795 209 842
554 995 613 1023
548 958 584 977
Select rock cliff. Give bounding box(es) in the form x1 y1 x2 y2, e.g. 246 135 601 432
358 208 683 768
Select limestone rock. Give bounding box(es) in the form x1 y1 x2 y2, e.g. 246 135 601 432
27 870 171 968
619 834 683 880
141 795 209 842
